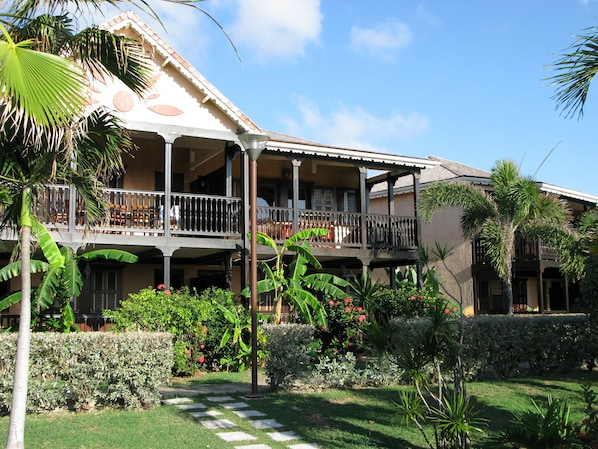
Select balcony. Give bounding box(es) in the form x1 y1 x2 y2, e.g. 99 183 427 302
37 185 242 237
257 206 417 250
30 185 417 251
473 235 560 265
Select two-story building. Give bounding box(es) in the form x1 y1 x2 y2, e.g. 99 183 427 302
370 155 598 315
0 11 439 328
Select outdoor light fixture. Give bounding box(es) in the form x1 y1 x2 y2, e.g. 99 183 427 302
238 131 269 397
239 132 269 161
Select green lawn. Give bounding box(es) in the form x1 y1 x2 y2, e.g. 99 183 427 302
1 369 597 449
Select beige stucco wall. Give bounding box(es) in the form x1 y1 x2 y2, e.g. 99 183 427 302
421 207 475 315
370 192 475 315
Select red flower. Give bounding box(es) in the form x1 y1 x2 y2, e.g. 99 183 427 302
198 355 205 364
444 308 450 314
417 295 424 301
358 315 366 323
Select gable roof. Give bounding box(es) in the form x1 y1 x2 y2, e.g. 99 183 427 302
371 155 598 207
97 12 439 174
99 11 259 136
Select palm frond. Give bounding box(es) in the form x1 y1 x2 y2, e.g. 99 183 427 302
546 26 598 119
72 27 152 95
0 26 87 129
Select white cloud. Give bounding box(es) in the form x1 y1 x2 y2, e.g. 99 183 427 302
230 0 323 63
349 20 412 61
281 96 429 152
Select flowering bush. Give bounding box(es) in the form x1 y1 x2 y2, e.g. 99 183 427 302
314 296 368 358
108 286 245 376
373 282 459 320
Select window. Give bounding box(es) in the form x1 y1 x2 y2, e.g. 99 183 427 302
91 271 121 312
337 189 357 212
313 188 334 211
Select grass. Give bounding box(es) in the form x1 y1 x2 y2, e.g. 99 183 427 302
1 369 597 448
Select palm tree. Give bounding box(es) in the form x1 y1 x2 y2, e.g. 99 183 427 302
0 5 162 448
0 3 235 446
547 26 598 119
419 159 573 315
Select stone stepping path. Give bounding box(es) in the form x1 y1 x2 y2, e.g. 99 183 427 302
162 393 319 448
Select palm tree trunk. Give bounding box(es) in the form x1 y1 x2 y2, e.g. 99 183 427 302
503 281 514 316
6 225 32 449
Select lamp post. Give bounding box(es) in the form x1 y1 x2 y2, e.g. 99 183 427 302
238 131 269 397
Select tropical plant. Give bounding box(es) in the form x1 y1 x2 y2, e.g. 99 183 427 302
420 159 575 315
218 302 266 372
547 26 598 119
491 396 579 449
0 247 138 331
389 296 477 449
242 228 349 326
574 211 598 317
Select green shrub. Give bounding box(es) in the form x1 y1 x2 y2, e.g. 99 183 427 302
263 323 314 391
314 295 368 357
464 314 592 378
0 332 172 414
108 286 245 375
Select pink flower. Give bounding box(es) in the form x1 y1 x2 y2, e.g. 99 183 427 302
164 289 171 295
200 344 205 349
357 307 363 313
321 325 327 331
417 295 424 301
444 308 450 314
452 307 458 313
185 349 191 355
358 315 366 323
410 296 416 301
345 307 352 313
157 284 165 290
198 355 205 364
344 298 352 304
328 300 335 306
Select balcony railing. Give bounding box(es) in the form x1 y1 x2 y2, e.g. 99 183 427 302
257 207 417 250
473 235 560 264
37 185 242 237
29 186 418 250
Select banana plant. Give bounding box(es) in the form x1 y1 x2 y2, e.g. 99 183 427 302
242 228 349 326
0 246 137 331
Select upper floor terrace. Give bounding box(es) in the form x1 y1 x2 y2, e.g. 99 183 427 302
37 184 419 253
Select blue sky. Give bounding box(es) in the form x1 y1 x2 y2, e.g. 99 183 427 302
105 1 598 196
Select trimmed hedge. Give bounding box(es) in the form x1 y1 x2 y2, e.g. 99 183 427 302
462 314 598 378
0 332 172 414
263 323 315 391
